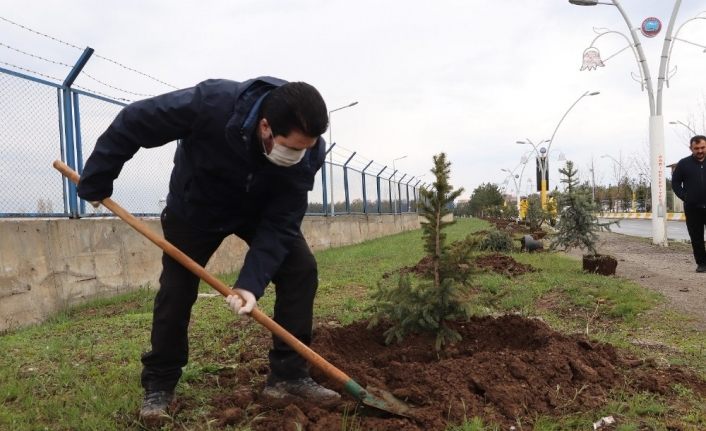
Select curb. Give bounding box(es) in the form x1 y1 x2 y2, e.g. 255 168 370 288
599 212 685 221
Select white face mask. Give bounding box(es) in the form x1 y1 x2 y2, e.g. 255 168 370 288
263 131 306 167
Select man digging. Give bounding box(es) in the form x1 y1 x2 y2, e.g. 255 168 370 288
77 77 340 425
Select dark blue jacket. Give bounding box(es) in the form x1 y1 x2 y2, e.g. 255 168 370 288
77 77 326 298
672 155 706 209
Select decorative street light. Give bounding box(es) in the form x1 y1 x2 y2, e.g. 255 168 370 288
569 0 706 246
502 151 533 217
327 101 358 215
517 90 599 209
668 120 699 136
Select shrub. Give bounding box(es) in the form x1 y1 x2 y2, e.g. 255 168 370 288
481 230 514 253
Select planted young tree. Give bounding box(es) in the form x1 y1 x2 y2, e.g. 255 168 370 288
551 160 618 275
525 195 546 231
369 153 471 350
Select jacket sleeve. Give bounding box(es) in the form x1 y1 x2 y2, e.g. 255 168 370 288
672 161 686 202
235 188 309 298
77 85 202 201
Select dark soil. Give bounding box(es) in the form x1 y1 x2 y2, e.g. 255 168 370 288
474 253 536 277
583 253 618 276
484 217 532 236
206 315 706 430
385 255 435 279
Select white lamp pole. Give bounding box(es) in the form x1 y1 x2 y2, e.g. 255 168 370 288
569 0 706 246
502 151 531 216
327 101 358 215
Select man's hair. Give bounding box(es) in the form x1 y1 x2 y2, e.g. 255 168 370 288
260 82 328 138
690 135 706 146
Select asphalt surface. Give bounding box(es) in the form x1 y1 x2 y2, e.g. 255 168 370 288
599 218 693 241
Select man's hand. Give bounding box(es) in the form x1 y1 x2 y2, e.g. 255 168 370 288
225 288 256 316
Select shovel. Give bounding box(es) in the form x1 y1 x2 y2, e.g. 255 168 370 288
53 160 411 417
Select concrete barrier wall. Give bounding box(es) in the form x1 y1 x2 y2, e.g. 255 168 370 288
0 213 420 332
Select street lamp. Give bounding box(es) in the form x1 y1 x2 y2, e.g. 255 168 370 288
327 101 358 215
500 150 531 216
517 90 599 209
570 0 706 246
669 120 698 136
501 168 523 217
392 155 408 213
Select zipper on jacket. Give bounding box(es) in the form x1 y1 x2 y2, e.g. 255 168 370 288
245 173 253 192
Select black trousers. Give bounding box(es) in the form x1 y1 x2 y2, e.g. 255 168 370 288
685 206 706 265
140 207 318 392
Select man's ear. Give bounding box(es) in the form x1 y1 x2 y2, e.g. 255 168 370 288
258 118 270 136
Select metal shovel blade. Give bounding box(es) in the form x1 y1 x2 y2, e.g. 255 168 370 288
343 379 413 417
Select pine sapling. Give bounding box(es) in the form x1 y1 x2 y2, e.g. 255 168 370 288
369 153 470 350
551 160 615 255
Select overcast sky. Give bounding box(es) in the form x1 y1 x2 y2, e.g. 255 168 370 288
3 0 706 199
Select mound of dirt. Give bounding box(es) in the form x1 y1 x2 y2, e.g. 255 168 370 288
484 217 532 235
474 252 536 276
208 315 706 430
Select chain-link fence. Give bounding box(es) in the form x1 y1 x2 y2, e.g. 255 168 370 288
1 66 422 218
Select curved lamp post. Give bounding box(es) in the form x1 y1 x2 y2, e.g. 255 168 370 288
328 101 358 215
668 120 698 136
501 151 532 216
517 91 598 209
570 0 706 246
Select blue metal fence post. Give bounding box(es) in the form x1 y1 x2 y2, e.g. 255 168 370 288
61 47 94 218
405 176 416 213
387 170 396 214
322 143 336 216
397 173 407 213
342 152 356 214
376 166 386 214
414 179 423 212
72 92 86 215
56 88 69 215
361 160 373 214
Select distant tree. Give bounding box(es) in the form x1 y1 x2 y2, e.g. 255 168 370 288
525 195 546 231
468 183 504 217
503 203 519 220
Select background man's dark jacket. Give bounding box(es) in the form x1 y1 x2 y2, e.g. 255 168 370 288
77 77 326 298
672 155 706 208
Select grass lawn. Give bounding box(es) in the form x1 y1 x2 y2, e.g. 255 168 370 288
0 218 704 430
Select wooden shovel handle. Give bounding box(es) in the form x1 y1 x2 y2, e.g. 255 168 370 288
53 160 351 386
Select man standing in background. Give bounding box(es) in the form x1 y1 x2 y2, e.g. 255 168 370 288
672 135 706 273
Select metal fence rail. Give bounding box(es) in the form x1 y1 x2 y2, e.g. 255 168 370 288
1 61 422 218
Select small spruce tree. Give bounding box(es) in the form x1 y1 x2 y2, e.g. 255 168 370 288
551 161 614 255
369 153 469 350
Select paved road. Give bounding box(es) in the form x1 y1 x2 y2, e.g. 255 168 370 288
599 218 693 241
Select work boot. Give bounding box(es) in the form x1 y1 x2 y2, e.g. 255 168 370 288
139 390 174 426
262 377 341 404
696 264 706 273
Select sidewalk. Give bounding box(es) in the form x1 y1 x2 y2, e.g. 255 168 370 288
564 231 705 330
